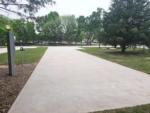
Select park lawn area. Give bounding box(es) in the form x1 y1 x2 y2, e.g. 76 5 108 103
80 47 150 74
0 47 47 65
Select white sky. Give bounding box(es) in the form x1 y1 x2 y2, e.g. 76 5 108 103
0 0 111 18
36 0 111 17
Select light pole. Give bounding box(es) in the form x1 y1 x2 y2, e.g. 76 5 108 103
6 25 16 76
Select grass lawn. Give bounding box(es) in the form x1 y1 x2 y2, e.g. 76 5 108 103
0 47 47 65
80 47 150 74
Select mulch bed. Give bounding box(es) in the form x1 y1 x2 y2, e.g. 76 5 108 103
0 64 37 113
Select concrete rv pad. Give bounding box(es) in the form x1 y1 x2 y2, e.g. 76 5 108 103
8 47 150 113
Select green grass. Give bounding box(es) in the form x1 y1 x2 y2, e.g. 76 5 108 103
80 47 150 74
91 104 150 113
0 47 47 65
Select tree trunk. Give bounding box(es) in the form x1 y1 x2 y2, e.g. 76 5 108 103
89 41 92 46
81 41 83 47
86 40 89 45
99 41 101 48
121 44 126 53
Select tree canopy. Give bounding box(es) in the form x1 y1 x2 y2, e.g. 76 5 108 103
0 0 55 18
0 0 150 51
103 0 150 52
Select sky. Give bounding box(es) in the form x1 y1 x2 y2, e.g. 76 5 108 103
0 0 111 18
37 0 112 17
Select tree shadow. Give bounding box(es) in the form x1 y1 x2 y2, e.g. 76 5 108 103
105 50 148 56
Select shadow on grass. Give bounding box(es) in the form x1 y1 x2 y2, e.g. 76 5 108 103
104 49 149 56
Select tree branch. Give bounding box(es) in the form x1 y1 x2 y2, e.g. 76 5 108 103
0 3 28 6
0 7 28 18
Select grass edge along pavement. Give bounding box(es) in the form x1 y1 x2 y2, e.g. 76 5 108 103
80 47 150 113
90 104 150 113
0 47 47 113
80 47 150 74
0 47 48 65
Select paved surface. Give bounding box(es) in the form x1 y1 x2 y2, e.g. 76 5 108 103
8 47 150 113
0 46 37 54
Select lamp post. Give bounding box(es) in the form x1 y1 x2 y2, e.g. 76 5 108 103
6 25 16 76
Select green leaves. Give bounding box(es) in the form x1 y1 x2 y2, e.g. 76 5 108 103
77 8 104 45
36 12 63 42
61 15 77 43
0 0 54 18
0 15 11 46
11 19 36 44
103 0 150 52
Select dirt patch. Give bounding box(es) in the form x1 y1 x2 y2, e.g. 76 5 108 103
0 63 37 113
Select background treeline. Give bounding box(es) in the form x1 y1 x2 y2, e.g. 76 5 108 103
0 0 150 52
0 16 36 46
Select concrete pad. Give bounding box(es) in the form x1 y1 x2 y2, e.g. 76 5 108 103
8 47 150 113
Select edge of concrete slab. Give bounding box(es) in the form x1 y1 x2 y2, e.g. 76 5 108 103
78 48 150 77
8 47 48 113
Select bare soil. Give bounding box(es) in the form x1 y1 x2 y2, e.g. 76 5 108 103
0 64 36 113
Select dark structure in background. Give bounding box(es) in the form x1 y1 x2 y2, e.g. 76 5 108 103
6 25 15 76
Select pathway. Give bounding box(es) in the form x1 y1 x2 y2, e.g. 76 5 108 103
8 47 150 113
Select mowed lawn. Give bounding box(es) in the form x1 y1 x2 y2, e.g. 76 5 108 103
0 47 47 65
80 47 150 74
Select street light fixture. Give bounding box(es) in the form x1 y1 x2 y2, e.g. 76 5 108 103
6 25 11 31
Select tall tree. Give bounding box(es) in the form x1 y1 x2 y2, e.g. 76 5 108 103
12 19 36 44
61 15 77 44
90 8 104 47
83 8 103 45
36 12 63 43
77 16 87 44
25 22 36 43
103 0 150 52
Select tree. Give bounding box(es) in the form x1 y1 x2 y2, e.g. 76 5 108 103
25 22 36 43
81 8 103 45
89 8 104 47
103 0 150 52
12 19 36 45
0 15 10 46
36 12 63 44
77 16 87 44
84 16 94 45
76 9 104 46
0 28 6 46
61 15 77 44
103 11 120 48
